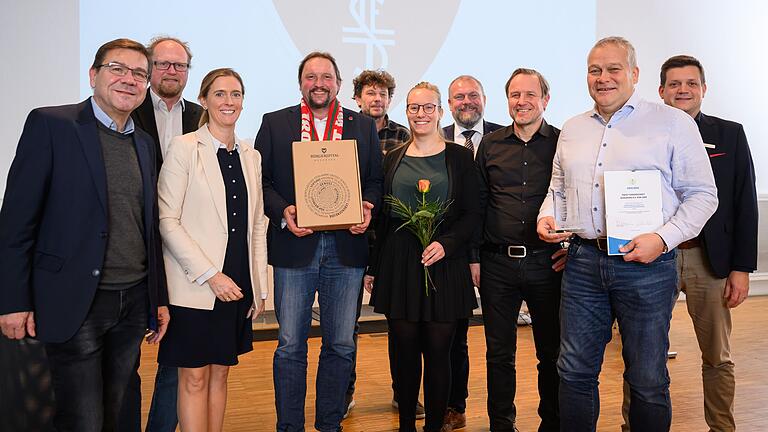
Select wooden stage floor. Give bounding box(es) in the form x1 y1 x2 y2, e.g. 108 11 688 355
137 296 768 431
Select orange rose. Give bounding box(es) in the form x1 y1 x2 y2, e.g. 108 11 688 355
417 179 431 193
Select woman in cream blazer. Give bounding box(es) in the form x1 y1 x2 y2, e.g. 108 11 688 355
157 68 267 431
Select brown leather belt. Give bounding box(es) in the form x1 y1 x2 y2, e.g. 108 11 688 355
677 237 701 249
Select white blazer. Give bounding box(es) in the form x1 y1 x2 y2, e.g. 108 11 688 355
158 124 268 310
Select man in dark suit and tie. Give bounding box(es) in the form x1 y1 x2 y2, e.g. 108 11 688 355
443 75 503 152
255 51 382 432
442 74 502 430
658 54 758 432
0 38 168 432
121 36 203 432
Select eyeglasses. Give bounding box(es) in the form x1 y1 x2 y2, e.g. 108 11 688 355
97 62 149 83
406 103 438 114
153 61 190 72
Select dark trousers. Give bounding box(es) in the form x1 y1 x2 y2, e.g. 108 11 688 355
479 249 561 432
388 318 456 432
45 285 148 432
346 287 404 402
448 318 469 412
119 363 179 432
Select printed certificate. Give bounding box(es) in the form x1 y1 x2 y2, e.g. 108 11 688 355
604 170 664 256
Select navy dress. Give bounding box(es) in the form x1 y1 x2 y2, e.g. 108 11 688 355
159 148 254 367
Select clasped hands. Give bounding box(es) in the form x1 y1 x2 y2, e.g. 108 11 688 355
208 272 265 318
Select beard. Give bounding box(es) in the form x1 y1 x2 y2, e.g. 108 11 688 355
454 105 482 129
154 79 183 99
363 106 386 120
307 87 333 110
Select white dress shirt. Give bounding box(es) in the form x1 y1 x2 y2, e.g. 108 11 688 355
538 92 718 250
150 88 185 158
452 120 485 158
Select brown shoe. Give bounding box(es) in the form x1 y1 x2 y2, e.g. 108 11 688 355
442 408 466 430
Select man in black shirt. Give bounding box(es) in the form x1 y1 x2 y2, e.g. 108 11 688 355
474 68 564 432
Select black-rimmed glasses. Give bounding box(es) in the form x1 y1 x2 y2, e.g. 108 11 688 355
97 62 149 83
153 61 190 72
406 103 438 114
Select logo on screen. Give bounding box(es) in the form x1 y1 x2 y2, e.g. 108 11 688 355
273 0 460 108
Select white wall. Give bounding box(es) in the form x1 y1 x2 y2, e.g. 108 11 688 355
0 0 80 197
596 0 768 190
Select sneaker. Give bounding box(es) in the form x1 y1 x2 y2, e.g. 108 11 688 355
442 408 466 430
343 398 355 419
415 400 425 419
391 398 426 420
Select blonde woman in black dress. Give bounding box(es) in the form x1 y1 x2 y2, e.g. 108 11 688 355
366 82 481 432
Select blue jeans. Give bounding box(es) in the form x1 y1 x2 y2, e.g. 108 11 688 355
119 362 178 432
558 238 677 432
273 233 364 432
145 365 179 431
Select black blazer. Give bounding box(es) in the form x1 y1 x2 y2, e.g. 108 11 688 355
367 142 482 276
0 99 167 343
697 112 758 278
255 105 383 268
131 89 203 170
442 120 503 141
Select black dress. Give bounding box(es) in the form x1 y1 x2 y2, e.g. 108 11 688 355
159 148 254 368
370 149 478 322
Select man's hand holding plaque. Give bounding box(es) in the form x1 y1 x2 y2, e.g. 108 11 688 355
349 201 374 234
283 205 314 237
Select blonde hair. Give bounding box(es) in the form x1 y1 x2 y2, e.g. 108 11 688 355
198 68 245 128
405 81 445 141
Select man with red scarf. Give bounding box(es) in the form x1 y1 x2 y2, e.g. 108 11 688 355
255 51 383 432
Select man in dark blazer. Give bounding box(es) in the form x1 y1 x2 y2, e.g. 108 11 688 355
442 74 502 430
131 37 203 169
658 55 758 431
120 36 202 432
255 51 382 432
0 38 168 432
443 75 503 149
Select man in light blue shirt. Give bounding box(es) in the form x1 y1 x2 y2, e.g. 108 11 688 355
537 36 717 432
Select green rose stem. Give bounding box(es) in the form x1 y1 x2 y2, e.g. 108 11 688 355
384 180 451 296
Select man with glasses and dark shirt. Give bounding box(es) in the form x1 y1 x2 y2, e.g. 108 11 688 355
474 68 564 432
0 38 168 432
344 69 414 419
121 36 203 432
